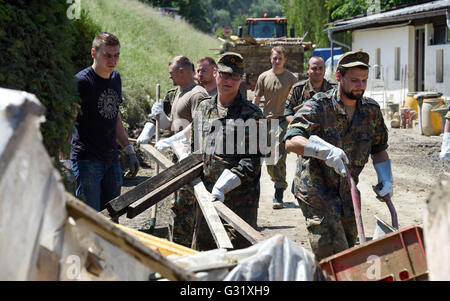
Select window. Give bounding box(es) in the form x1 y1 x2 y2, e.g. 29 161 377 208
375 48 381 79
434 25 447 45
436 49 444 83
395 47 400 81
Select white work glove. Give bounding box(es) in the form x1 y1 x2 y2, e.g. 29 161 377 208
122 144 140 177
149 99 171 131
303 135 349 177
136 122 156 146
155 130 187 152
439 132 450 163
150 99 164 117
373 160 394 200
210 169 242 202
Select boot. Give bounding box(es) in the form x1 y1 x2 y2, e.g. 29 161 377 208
272 188 284 209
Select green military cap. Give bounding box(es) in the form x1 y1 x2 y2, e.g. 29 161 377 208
217 52 244 76
338 50 370 68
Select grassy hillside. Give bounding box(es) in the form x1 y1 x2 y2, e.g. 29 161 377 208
82 0 221 129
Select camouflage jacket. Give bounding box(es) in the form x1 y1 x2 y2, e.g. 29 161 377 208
191 93 265 208
284 88 389 217
284 78 336 117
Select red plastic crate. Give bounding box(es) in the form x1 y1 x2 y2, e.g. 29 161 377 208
319 226 428 281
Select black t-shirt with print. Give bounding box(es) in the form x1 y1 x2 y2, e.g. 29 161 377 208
70 66 122 163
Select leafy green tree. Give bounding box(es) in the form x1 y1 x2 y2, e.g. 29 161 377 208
281 0 330 47
325 0 429 21
249 0 283 18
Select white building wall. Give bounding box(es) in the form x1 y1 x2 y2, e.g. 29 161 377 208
352 26 413 108
424 24 450 96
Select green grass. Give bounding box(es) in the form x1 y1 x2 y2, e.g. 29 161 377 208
82 0 221 129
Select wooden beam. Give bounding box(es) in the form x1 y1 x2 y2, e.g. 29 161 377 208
104 153 203 218
115 224 199 257
142 144 265 248
213 201 265 245
126 163 203 218
191 178 233 249
139 144 173 170
65 193 198 281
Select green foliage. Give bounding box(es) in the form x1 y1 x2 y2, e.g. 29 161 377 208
140 0 212 32
282 0 428 50
281 0 330 48
0 0 99 160
83 0 220 132
325 0 428 21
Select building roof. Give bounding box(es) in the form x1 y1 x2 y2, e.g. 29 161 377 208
326 0 450 33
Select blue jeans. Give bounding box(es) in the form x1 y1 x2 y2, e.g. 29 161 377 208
71 160 123 212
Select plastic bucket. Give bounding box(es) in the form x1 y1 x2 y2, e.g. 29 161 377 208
405 92 418 113
421 97 442 136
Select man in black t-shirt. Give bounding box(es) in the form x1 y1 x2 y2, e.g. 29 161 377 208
70 32 139 212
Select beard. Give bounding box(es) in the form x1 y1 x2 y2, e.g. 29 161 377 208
340 84 365 101
198 77 212 86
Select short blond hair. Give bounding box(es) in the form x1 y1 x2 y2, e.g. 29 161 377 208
92 32 120 51
271 46 286 57
169 56 192 71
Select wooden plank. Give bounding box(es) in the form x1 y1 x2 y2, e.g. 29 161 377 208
171 143 233 249
152 86 161 229
191 178 233 249
147 144 264 248
65 193 198 281
139 144 173 170
126 163 203 218
105 153 203 218
213 201 265 244
115 224 199 257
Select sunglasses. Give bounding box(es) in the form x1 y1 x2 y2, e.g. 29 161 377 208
219 72 242 81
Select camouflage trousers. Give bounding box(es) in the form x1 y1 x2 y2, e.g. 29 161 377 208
171 186 196 248
192 203 258 251
266 117 288 190
297 199 357 261
170 154 196 248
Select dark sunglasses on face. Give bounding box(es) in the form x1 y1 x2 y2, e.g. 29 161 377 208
219 72 241 81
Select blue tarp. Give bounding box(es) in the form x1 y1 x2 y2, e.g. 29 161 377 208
312 47 342 62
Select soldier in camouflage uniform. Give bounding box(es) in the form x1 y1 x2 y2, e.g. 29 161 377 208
191 52 265 251
284 55 335 124
284 55 336 200
284 51 394 261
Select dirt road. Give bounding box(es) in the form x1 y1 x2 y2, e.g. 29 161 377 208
258 126 449 251
121 125 450 253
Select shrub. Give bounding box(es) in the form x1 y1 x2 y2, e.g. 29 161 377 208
0 0 100 160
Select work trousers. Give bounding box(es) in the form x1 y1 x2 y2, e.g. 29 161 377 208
297 199 358 261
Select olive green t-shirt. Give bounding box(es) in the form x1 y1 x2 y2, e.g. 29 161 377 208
254 69 297 118
170 84 208 133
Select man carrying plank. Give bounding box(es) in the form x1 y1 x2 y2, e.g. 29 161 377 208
190 52 265 250
137 56 208 248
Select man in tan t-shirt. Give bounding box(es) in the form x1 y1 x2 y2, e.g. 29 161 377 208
253 46 297 209
152 56 208 247
196 57 218 96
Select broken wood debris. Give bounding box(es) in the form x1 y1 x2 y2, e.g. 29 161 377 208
139 143 265 249
66 193 198 281
104 153 202 218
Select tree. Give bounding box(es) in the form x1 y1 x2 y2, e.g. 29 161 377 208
325 0 430 21
281 0 330 47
